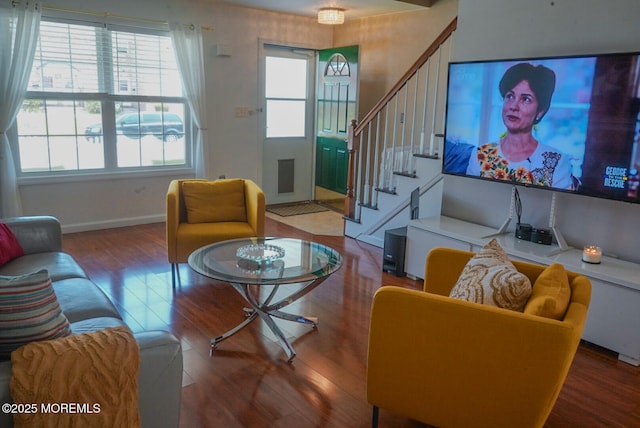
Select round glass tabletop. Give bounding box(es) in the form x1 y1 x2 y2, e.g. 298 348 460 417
188 237 343 285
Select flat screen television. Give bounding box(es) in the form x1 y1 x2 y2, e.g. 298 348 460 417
442 51 640 204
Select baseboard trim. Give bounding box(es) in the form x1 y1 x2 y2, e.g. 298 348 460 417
356 234 384 248
61 214 165 234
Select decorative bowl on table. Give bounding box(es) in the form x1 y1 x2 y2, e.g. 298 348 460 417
236 243 285 263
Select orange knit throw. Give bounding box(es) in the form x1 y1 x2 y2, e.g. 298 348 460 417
9 326 140 428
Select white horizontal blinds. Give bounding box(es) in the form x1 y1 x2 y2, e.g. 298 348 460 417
111 30 181 97
29 21 103 93
29 21 181 97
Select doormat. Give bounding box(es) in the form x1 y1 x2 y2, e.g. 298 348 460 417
267 202 330 217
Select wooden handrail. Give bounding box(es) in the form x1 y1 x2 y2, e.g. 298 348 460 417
354 17 457 135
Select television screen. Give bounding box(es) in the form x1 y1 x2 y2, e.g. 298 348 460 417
443 52 640 203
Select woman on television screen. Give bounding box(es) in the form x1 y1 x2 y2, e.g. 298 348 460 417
466 62 574 189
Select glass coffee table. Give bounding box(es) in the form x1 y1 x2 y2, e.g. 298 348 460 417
188 237 343 362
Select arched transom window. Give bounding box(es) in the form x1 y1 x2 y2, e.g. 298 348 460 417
324 53 350 77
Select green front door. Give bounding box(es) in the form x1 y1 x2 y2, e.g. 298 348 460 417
316 136 349 193
316 45 359 195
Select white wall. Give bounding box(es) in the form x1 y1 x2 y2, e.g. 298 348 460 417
447 0 640 263
179 1 333 182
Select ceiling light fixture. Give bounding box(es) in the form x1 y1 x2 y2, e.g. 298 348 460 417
318 7 345 25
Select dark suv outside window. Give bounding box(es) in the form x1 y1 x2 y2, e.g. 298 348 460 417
86 112 184 143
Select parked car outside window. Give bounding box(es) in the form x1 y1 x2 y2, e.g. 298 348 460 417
86 112 184 143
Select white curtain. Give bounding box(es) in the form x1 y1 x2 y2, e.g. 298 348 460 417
0 2 41 218
170 23 208 179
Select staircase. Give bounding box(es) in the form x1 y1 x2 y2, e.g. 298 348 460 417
343 18 457 247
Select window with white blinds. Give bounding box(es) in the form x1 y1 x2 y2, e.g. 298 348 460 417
16 19 189 175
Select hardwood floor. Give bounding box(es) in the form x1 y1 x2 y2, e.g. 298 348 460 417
62 218 640 427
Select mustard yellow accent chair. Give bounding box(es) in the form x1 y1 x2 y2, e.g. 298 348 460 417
367 247 591 428
166 178 265 287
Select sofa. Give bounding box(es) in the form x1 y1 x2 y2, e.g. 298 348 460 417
0 216 183 428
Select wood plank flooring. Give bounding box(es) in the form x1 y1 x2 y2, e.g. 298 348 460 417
61 218 640 427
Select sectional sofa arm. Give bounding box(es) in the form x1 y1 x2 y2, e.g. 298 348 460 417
136 331 183 428
3 216 63 255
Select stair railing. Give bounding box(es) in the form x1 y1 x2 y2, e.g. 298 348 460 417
344 17 457 221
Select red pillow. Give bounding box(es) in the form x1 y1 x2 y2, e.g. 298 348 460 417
0 222 24 266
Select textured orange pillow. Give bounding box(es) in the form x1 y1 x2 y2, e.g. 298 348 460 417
449 238 532 312
182 179 247 223
524 263 571 320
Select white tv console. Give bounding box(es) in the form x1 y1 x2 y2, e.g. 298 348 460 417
405 215 640 366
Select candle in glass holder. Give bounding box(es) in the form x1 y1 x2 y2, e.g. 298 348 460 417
582 245 602 264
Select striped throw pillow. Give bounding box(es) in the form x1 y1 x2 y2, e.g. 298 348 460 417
0 269 71 360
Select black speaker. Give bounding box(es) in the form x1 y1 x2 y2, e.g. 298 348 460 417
531 228 552 245
515 223 532 241
383 227 407 277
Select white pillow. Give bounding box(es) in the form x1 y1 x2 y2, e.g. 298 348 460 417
449 239 532 312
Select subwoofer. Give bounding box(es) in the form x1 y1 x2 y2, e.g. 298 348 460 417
382 227 407 277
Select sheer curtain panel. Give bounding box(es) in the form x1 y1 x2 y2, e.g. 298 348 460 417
0 1 41 217
170 23 207 178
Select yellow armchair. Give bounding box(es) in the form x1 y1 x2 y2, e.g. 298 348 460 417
166 178 265 287
367 247 591 428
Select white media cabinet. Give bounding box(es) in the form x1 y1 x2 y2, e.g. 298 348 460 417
405 215 640 366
